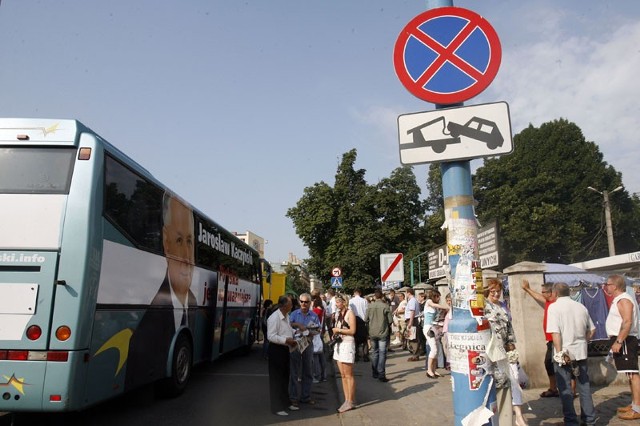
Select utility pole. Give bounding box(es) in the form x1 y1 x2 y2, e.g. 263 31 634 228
587 185 623 256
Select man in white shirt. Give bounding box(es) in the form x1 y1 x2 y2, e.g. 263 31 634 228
604 274 640 420
546 282 596 426
349 288 369 361
267 296 299 416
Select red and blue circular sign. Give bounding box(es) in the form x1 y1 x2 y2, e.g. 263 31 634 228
393 7 501 105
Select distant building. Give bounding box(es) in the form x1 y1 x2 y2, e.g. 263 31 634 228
233 230 265 258
270 252 319 293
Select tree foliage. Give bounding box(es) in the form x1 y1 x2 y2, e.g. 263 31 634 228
284 263 306 297
288 119 640 289
474 118 640 265
287 149 427 293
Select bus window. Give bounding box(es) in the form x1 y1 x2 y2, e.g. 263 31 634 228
0 148 76 194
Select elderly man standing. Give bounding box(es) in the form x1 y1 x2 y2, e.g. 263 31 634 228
366 289 394 382
267 296 299 416
604 274 640 420
288 293 320 407
546 282 596 426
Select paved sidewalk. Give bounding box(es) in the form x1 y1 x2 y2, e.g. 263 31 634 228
332 345 634 426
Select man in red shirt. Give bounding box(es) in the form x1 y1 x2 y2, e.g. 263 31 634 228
522 279 560 397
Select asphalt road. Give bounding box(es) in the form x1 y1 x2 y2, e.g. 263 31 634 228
1 343 342 426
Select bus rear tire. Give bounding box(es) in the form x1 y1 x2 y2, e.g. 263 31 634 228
157 333 192 398
242 320 256 355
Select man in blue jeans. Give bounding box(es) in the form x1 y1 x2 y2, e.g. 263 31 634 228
366 289 394 382
289 293 320 406
546 282 596 426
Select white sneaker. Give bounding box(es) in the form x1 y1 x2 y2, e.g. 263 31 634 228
276 411 288 416
288 405 300 411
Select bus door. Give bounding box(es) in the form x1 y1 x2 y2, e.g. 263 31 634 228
196 269 218 362
0 250 61 409
215 274 230 358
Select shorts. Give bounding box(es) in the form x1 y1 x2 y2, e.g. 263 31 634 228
611 335 639 373
398 318 407 334
333 339 356 364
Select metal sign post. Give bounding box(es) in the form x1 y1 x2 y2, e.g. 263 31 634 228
442 162 495 426
394 1 502 425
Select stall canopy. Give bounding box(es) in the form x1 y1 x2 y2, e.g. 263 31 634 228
542 263 606 287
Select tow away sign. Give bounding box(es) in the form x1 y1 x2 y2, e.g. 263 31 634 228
398 101 512 164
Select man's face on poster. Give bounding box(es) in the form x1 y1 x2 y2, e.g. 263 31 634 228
163 197 195 298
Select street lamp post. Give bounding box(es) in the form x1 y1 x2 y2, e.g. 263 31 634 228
587 185 623 256
409 250 430 286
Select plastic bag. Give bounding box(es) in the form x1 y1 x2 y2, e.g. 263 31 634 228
486 333 506 362
517 363 529 389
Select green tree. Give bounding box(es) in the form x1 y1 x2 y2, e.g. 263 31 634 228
288 150 429 293
326 149 378 292
284 263 306 297
423 163 446 247
473 118 639 266
285 181 335 278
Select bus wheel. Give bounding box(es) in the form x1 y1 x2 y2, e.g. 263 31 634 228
157 334 192 398
242 320 256 355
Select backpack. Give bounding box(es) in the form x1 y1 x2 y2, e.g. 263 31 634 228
354 315 368 344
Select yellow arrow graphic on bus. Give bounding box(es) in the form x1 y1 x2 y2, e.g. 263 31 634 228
95 328 133 376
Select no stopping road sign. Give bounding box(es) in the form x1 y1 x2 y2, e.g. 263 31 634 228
393 7 501 104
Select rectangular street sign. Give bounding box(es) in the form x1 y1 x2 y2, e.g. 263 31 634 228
478 221 500 269
380 253 404 283
428 245 448 280
398 101 513 165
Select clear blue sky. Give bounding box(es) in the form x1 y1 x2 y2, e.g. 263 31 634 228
1 1 638 263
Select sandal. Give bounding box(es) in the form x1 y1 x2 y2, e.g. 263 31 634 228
540 389 559 398
337 401 354 413
426 372 437 379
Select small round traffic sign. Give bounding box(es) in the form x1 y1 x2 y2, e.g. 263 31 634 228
331 267 342 277
393 7 501 104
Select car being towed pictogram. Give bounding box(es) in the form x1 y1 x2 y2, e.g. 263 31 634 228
447 117 504 150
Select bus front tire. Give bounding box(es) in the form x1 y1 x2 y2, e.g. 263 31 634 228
157 334 192 398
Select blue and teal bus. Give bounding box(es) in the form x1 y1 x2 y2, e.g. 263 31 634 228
0 118 262 412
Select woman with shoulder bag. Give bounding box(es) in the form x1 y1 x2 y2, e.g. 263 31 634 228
331 294 357 413
485 279 528 426
423 289 449 378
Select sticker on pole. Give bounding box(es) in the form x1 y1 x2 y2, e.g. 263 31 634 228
393 7 501 104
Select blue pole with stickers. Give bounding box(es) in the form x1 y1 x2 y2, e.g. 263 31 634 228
423 0 497 424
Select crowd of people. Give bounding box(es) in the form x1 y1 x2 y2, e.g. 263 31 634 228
262 286 453 416
262 273 640 424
